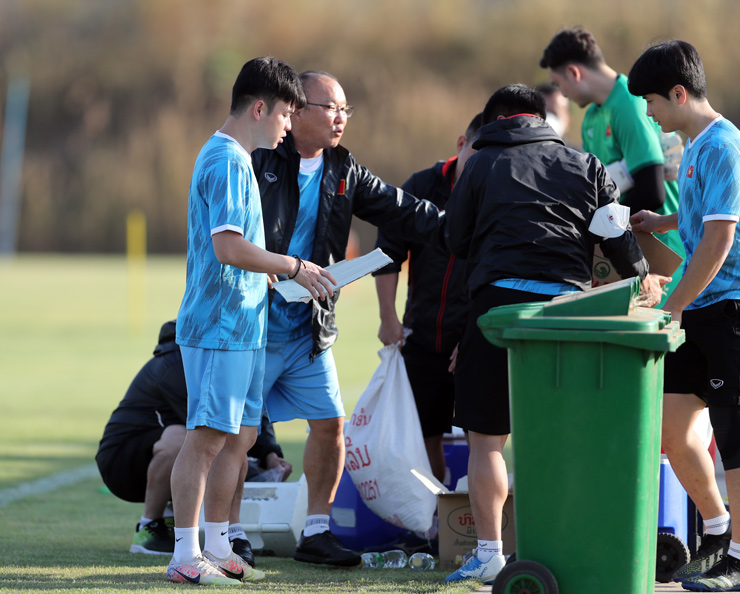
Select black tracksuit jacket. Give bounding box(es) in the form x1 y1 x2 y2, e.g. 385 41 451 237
374 157 468 355
446 116 648 297
252 133 446 358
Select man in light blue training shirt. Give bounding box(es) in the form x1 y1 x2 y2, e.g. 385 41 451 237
169 56 335 586
629 40 740 591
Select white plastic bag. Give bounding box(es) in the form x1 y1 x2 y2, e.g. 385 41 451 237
344 345 442 534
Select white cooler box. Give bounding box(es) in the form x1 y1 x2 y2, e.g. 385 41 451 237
199 474 308 557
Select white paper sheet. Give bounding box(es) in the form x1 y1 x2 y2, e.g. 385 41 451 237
272 248 392 303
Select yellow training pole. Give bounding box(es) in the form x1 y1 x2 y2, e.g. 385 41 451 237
127 209 146 334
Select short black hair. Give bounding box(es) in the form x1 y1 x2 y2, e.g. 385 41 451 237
535 82 559 97
627 40 707 100
539 28 605 71
482 84 547 124
464 112 484 143
230 56 306 117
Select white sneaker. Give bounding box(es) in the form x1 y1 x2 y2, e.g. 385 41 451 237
444 553 505 583
166 554 241 585
203 549 265 581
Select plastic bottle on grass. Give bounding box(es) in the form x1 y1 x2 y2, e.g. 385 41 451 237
381 550 408 568
361 552 384 568
408 552 435 570
361 550 408 568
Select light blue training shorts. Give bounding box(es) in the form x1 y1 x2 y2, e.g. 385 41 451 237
180 346 265 434
263 333 344 422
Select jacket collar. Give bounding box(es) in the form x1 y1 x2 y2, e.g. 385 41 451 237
273 131 299 161
274 131 350 164
472 115 564 150
441 156 458 189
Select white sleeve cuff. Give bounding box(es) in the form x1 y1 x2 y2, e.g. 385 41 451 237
703 214 740 223
211 224 244 236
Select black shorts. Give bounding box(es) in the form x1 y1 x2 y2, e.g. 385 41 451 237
95 427 164 503
453 285 554 435
401 341 455 438
665 299 740 406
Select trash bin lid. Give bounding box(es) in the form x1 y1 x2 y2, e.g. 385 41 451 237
543 277 640 317
477 277 685 352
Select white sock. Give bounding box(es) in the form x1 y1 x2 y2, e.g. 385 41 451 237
163 502 174 518
228 523 247 542
173 527 200 563
476 540 502 563
303 514 331 537
139 516 154 529
729 540 740 561
204 521 231 559
705 512 731 536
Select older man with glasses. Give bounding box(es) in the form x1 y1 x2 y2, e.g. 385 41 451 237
252 70 445 566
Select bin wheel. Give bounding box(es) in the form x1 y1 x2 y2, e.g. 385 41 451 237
491 560 559 594
655 532 690 583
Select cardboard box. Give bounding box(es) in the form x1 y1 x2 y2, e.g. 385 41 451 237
592 231 683 287
437 490 515 569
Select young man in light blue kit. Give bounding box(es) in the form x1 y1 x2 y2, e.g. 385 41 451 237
169 57 335 586
629 41 740 592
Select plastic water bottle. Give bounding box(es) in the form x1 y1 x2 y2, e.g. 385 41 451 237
408 552 435 570
361 552 384 568
381 549 408 568
361 549 408 568
250 465 285 482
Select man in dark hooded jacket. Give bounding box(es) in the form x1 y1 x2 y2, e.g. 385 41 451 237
443 84 667 583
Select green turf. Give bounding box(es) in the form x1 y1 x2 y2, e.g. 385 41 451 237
1 255 480 593
0 475 472 593
0 254 389 487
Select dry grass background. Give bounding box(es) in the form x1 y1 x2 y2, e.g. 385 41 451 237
5 0 740 253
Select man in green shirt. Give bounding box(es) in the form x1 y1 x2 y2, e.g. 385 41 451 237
540 27 685 306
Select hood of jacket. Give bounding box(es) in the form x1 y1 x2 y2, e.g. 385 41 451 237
472 115 564 150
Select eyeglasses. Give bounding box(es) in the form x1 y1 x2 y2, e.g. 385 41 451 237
305 102 354 118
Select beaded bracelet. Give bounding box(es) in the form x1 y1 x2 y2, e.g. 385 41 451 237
288 255 305 279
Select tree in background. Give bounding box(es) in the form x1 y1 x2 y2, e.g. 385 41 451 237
3 0 740 252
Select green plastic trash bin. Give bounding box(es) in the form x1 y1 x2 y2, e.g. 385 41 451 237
479 278 685 594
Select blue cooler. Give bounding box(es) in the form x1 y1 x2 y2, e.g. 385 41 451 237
658 456 689 543
328 469 401 552
655 455 693 582
443 435 470 490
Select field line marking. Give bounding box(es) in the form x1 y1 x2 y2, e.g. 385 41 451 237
0 464 99 507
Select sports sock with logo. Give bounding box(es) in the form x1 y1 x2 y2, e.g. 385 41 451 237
476 540 502 563
303 514 330 537
204 521 231 558
173 526 200 563
228 523 248 542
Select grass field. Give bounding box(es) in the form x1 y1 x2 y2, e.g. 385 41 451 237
0 254 474 594
0 254 389 486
